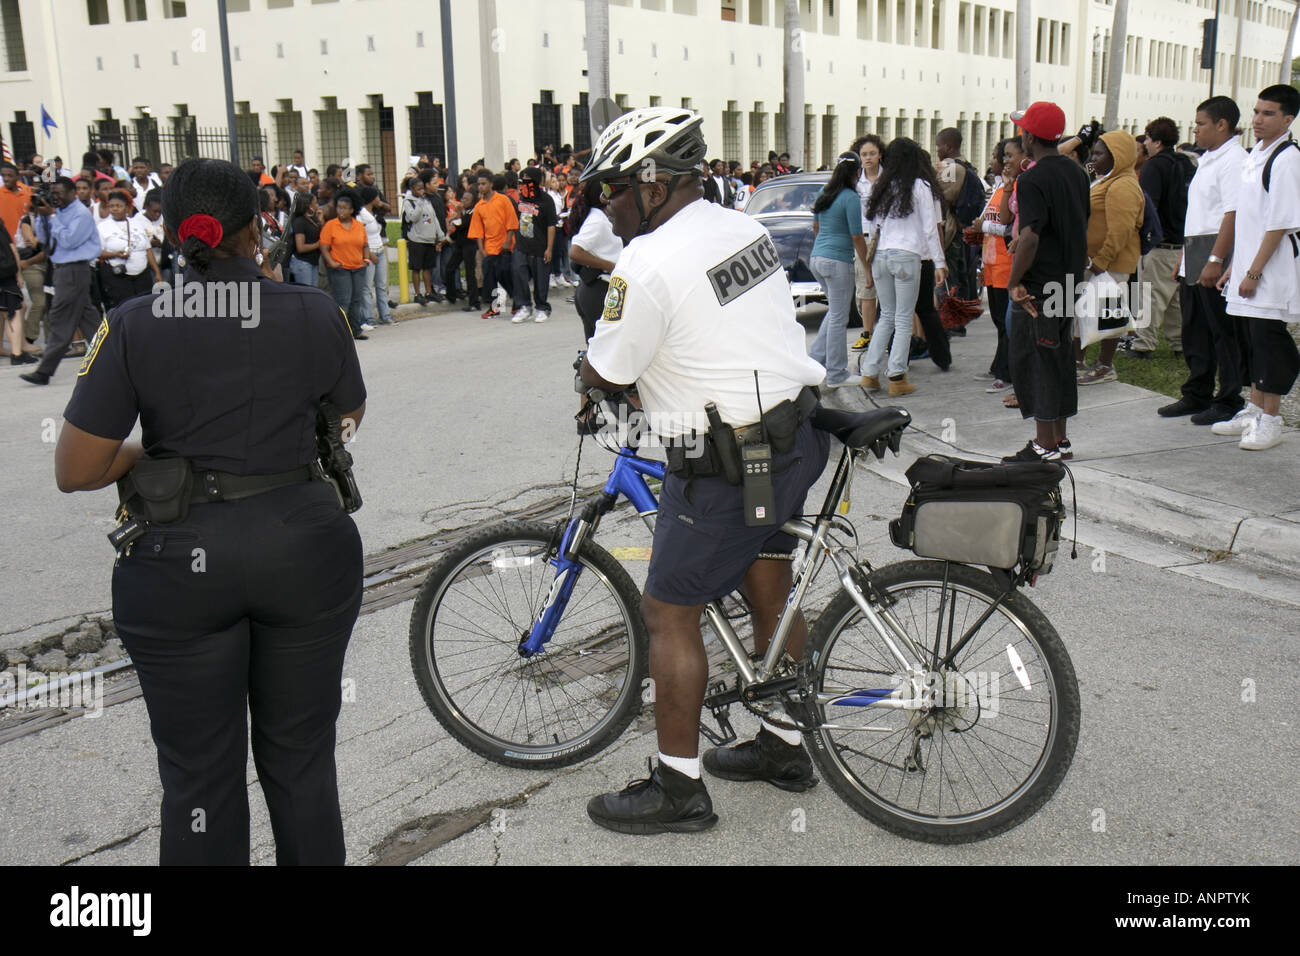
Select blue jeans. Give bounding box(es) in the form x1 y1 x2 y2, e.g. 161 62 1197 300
808 255 857 384
863 249 922 378
365 247 392 323
327 266 368 334
288 256 316 286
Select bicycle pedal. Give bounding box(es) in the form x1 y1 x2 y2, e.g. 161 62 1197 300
701 680 738 746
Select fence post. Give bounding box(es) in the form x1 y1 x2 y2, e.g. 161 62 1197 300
396 239 410 304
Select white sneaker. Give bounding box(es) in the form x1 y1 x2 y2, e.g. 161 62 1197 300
1211 403 1261 436
359 323 375 331
1239 413 1283 450
511 307 531 324
533 310 550 323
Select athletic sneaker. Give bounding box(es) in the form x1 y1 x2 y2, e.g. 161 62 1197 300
586 759 717 835
1002 441 1061 463
973 371 997 382
703 728 817 792
533 310 551 323
1077 364 1117 385
850 333 872 351
1211 403 1261 436
1056 439 1073 460
511 307 531 324
480 307 500 319
985 379 1012 392
359 323 375 332
1239 414 1283 451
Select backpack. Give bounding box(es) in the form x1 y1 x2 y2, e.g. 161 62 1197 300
953 161 987 228
1262 137 1299 192
1138 190 1164 256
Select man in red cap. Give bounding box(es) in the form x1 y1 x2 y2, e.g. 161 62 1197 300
1002 101 1091 463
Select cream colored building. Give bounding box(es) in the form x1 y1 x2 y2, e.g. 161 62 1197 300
0 0 1294 195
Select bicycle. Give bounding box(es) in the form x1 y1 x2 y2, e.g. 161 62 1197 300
409 394 1080 843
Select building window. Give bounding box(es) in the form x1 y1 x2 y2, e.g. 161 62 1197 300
267 0 293 7
532 90 562 156
748 0 766 26
171 50 179 65
9 111 36 161
133 53 140 68
543 32 549 47
233 46 240 61
163 1 186 17
416 31 424 47
87 0 109 25
96 56 104 70
408 92 446 164
0 0 27 71
367 36 375 51
722 104 742 163
315 98 349 167
722 0 737 20
123 0 146 22
572 92 591 153
320 39 328 54
276 42 284 58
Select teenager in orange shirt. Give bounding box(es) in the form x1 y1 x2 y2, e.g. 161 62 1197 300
964 138 1017 392
320 192 374 339
467 172 518 318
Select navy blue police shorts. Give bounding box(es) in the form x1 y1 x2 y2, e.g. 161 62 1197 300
644 419 830 606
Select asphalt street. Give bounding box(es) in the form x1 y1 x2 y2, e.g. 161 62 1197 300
0 293 1296 865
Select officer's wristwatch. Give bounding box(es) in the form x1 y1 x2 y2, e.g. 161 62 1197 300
1207 254 1224 265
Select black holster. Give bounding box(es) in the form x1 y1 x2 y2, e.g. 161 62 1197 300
117 456 193 524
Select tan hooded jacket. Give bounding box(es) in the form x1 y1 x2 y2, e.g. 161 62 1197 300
1086 130 1145 274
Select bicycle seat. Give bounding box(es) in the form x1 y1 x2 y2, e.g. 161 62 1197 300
812 406 911 455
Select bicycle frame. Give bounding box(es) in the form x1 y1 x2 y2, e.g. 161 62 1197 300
518 427 968 730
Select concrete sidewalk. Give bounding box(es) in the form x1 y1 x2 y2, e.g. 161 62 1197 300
826 316 1300 585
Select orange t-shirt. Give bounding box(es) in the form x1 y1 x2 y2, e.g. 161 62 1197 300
319 217 368 269
981 184 1013 289
0 182 32 240
467 192 519 256
258 172 274 186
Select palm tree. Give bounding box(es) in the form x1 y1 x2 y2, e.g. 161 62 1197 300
1103 0 1129 130
586 0 610 131
1016 0 1032 113
783 0 804 170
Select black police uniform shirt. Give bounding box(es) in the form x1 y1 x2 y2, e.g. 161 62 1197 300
585 198 825 438
64 256 366 475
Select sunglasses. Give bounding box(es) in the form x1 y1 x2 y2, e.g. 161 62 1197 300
600 179 640 201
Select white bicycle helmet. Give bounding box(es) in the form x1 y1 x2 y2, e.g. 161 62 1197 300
579 107 707 184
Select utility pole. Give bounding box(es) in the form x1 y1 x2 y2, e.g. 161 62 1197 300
1016 0 1032 111
1230 0 1245 101
439 0 458 174
477 0 504 167
1281 0 1298 84
1103 0 1130 130
783 0 804 170
586 0 610 135
216 0 239 165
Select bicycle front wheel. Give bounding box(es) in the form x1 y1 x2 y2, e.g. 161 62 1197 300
408 520 649 768
803 560 1080 843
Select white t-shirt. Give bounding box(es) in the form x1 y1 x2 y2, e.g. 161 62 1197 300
1184 138 1246 238
1224 136 1300 320
97 214 151 276
855 171 878 232
128 173 162 200
357 207 384 253
139 211 165 251
585 199 826 437
572 207 623 267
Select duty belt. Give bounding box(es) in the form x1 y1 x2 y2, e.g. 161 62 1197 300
733 386 820 442
192 464 319 504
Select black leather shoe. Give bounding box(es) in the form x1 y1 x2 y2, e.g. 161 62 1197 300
586 759 718 834
10 353 38 366
19 370 50 385
1190 403 1240 426
1157 397 1205 417
703 728 817 792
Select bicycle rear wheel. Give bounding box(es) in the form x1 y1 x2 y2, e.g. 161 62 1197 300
408 520 649 768
803 560 1079 843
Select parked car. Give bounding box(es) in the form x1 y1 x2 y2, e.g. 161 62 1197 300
744 172 830 307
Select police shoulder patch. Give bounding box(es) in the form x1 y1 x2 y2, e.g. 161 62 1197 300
77 317 110 377
602 275 628 322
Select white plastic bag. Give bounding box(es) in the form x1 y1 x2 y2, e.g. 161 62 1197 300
1075 271 1136 347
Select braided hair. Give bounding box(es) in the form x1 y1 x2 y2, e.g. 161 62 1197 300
161 158 258 273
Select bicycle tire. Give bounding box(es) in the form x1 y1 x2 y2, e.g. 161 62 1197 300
803 559 1080 843
408 520 649 769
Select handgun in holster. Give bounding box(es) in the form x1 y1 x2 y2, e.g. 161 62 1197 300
317 401 363 513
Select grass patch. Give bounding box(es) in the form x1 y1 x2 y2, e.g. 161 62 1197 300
1081 331 1184 399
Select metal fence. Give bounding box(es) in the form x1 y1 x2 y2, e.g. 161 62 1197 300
87 123 268 171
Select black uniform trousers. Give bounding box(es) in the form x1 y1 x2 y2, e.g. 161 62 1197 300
1179 280 1248 410
113 481 362 865
575 268 608 341
36 260 102 379
986 284 1012 382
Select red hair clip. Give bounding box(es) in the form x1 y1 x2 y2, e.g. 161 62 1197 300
177 213 224 247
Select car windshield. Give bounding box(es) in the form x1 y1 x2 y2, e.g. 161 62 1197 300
746 180 824 216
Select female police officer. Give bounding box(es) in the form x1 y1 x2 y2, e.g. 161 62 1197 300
53 158 367 865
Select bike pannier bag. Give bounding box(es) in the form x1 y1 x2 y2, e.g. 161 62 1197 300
888 455 1066 573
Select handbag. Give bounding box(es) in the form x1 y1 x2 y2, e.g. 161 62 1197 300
1075 271 1135 347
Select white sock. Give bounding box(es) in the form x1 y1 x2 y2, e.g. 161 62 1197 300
761 719 803 746
658 752 700 779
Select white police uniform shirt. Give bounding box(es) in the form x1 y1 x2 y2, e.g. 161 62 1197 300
1224 135 1300 320
585 198 826 438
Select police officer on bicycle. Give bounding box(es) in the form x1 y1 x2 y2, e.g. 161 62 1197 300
54 158 366 864
579 107 830 833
